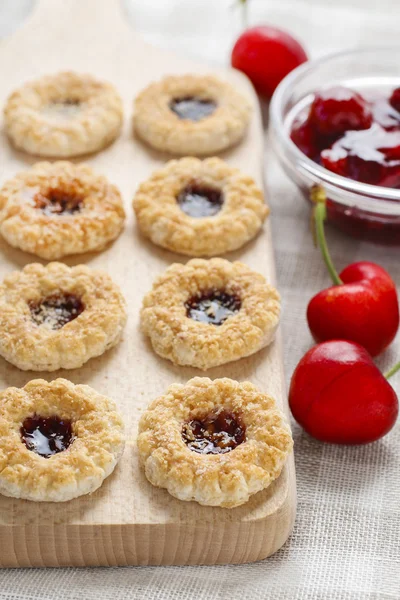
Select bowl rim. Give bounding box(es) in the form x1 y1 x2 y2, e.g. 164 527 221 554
270 46 400 208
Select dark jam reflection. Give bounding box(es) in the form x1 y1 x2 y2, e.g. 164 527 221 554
29 293 84 330
185 290 241 325
170 96 216 121
21 415 74 458
182 409 245 455
34 187 84 216
177 181 223 218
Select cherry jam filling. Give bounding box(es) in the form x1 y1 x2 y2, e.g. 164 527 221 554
34 187 84 216
177 181 223 217
185 290 241 325
290 85 400 188
29 293 84 330
321 125 400 187
21 415 74 458
170 96 216 121
182 409 245 455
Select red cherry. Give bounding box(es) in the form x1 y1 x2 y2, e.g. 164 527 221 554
307 262 399 357
308 186 399 354
231 26 307 99
389 87 400 112
290 119 319 161
310 86 372 136
289 340 399 444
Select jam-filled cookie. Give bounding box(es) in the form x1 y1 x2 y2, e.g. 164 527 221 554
0 262 127 371
138 377 292 508
0 161 125 259
133 75 252 155
133 157 268 256
141 258 280 370
4 71 123 157
0 378 125 502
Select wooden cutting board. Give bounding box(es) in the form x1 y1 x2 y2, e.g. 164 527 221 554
0 0 296 567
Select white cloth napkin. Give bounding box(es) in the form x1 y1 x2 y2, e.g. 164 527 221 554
1 1 399 598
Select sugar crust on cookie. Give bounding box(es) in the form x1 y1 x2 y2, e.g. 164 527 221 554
133 74 252 155
0 378 125 502
0 161 125 259
133 157 268 256
141 258 280 370
0 262 127 371
138 377 293 508
4 71 123 157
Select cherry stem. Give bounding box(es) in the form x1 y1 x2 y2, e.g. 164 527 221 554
384 361 400 380
311 185 343 286
239 0 248 28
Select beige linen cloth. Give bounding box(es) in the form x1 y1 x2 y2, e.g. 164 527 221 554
0 1 399 598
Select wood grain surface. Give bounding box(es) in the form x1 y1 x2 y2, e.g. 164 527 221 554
0 0 296 567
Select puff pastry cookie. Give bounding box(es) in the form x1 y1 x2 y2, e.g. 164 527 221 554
0 378 125 502
141 258 280 370
133 157 268 256
4 71 123 157
133 75 252 155
138 377 292 508
0 161 125 259
0 262 127 371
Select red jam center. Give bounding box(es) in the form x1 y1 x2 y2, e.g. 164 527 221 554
291 85 400 188
34 187 83 216
21 415 74 458
29 293 84 330
185 290 241 325
182 409 246 455
177 181 223 217
170 96 217 121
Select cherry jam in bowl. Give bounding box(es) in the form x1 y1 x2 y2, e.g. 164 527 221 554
270 48 400 245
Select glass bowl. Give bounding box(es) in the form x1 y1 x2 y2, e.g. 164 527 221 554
269 48 400 245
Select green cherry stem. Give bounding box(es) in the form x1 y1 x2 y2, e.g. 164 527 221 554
311 185 343 286
310 185 400 383
384 361 400 380
238 0 249 28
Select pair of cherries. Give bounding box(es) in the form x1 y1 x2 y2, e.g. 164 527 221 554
289 187 399 444
229 12 400 444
